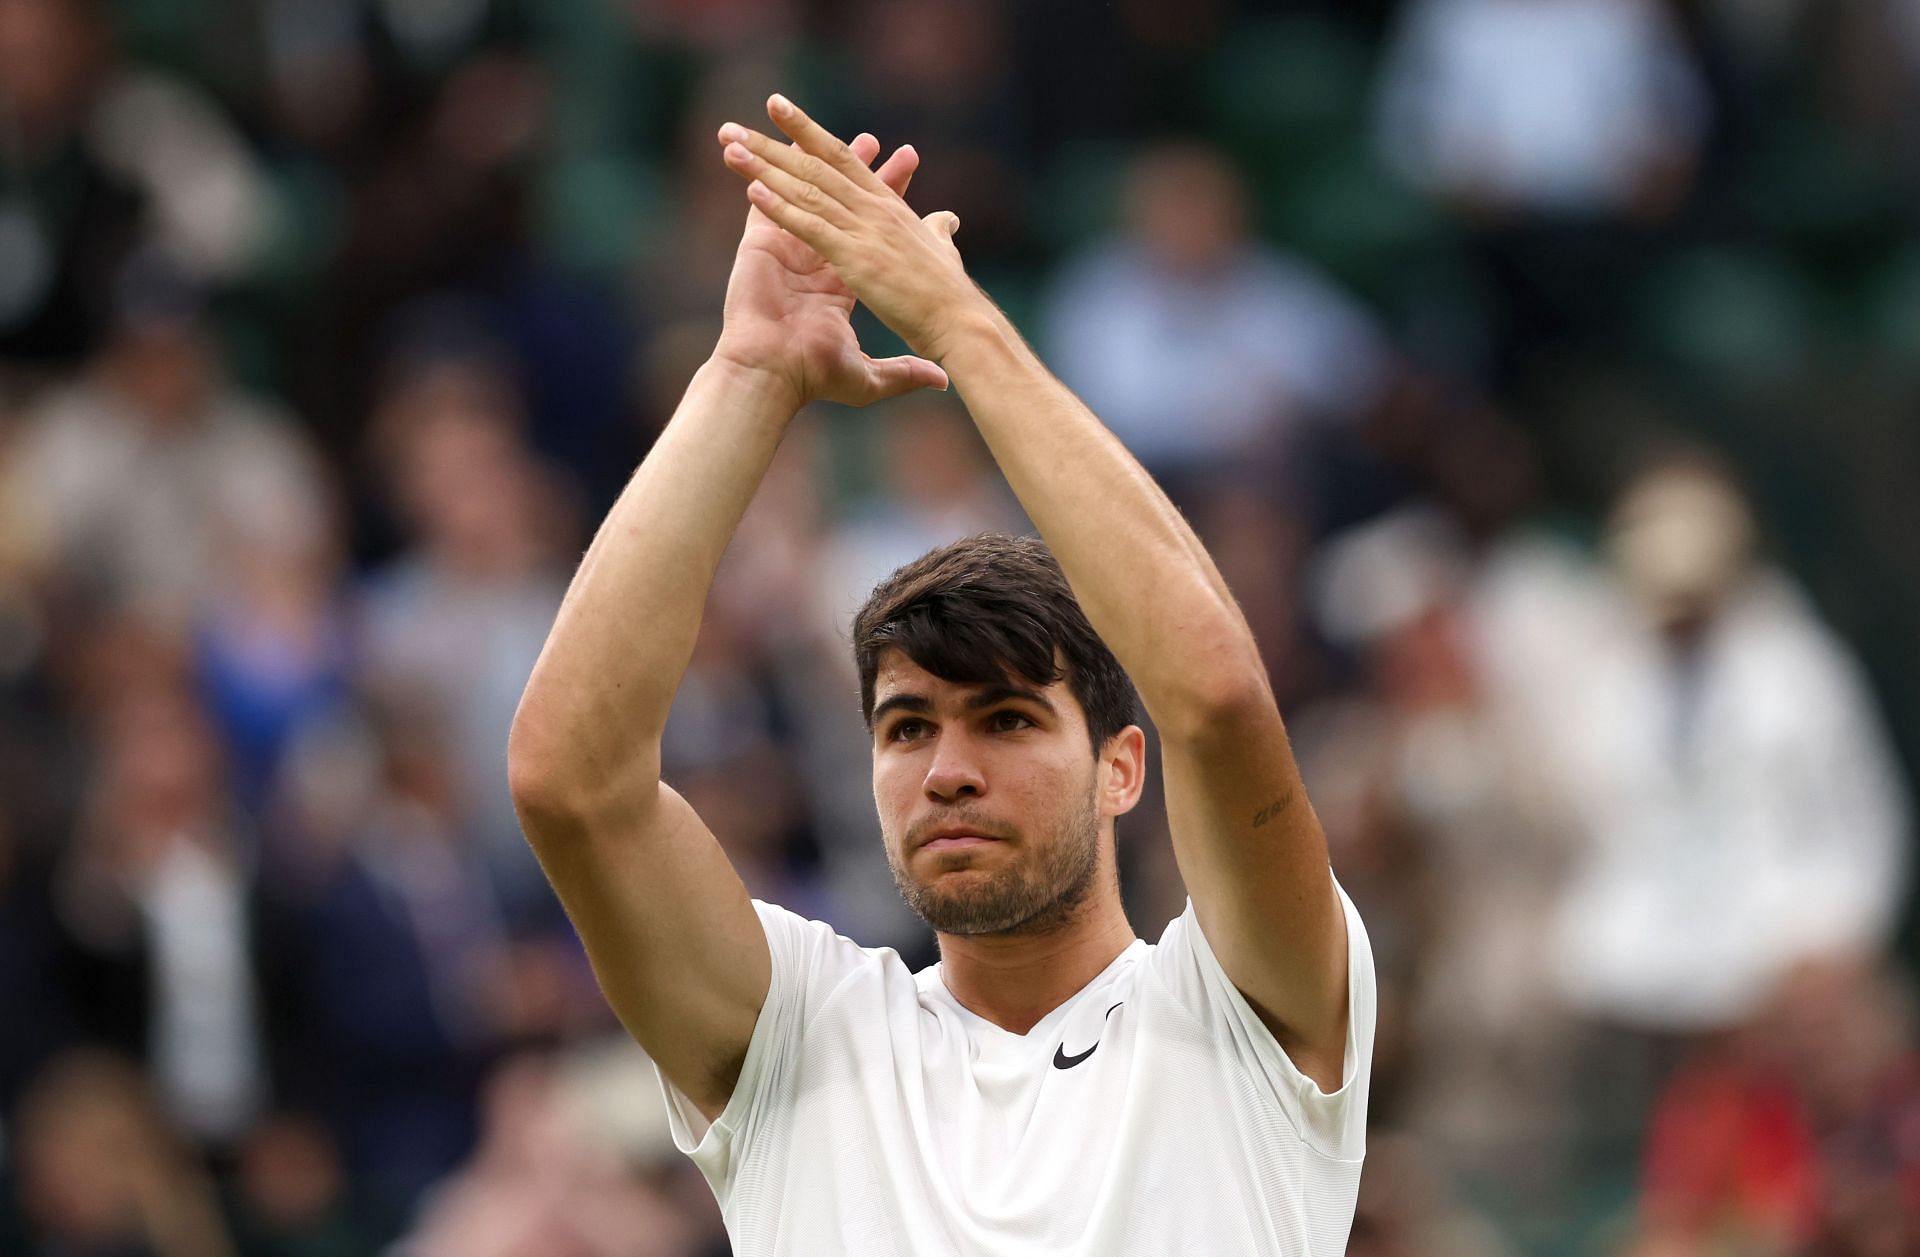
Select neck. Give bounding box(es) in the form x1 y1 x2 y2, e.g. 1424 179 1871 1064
934 886 1136 1035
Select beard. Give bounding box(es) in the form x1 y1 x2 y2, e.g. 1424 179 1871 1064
886 783 1103 938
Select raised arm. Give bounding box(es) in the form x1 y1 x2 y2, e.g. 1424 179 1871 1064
718 98 1349 1089
507 134 947 1120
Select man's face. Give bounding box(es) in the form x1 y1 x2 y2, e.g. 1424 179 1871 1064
870 649 1109 937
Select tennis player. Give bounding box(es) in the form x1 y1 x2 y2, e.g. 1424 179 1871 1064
508 94 1374 1255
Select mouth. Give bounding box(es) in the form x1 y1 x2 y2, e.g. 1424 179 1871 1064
913 825 1008 854
920 834 999 853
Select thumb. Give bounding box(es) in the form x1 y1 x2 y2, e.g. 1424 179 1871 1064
863 354 950 401
923 210 960 239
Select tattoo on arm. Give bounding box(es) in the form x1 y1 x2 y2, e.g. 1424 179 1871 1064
1251 789 1297 829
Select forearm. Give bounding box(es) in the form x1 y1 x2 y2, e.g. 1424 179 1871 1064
707 98 1268 730
940 305 1265 733
509 358 798 797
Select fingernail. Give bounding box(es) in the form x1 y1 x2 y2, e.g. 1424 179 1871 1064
769 93 793 116
726 143 751 162
748 181 770 199
718 123 744 142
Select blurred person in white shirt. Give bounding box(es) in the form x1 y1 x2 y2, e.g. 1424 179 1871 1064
8 270 328 633
1375 0 1712 377
1041 142 1392 490
1377 0 1710 219
1552 449 1910 1034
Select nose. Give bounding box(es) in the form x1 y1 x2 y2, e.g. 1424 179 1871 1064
923 730 986 803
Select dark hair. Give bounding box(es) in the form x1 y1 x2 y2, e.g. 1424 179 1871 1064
852 534 1141 755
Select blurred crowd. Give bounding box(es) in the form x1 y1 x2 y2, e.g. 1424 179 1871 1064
0 0 1917 1254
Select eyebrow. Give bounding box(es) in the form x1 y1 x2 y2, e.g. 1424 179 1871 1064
871 684 1058 728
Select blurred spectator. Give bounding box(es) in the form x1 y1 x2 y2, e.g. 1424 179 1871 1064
190 476 354 812
1552 451 1911 1034
397 1051 708 1257
1780 958 1920 1257
55 675 270 1149
1041 142 1391 489
292 36 553 446
258 0 532 151
0 0 138 366
6 270 330 632
1304 505 1592 1208
11 1049 239 1257
357 347 574 926
0 0 266 367
1622 956 1920 1257
1376 0 1709 219
1375 0 1711 377
293 697 514 1214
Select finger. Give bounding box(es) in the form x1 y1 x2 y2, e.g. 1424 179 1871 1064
766 93 889 195
924 209 960 238
743 179 837 253
719 120 865 211
864 354 950 399
851 134 912 196
722 139 858 227
875 143 919 198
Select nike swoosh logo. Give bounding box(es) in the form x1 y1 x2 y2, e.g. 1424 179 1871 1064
1052 1002 1124 1070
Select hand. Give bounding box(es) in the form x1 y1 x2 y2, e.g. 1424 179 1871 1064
712 127 951 411
717 94 983 366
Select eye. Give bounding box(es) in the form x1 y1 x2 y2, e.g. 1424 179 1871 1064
887 719 928 743
989 710 1034 733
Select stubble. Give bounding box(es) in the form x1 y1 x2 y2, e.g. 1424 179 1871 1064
887 784 1103 938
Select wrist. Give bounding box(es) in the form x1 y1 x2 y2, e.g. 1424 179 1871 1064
929 299 1024 376
703 345 805 418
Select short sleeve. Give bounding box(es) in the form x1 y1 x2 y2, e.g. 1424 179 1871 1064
654 899 864 1187
1145 877 1376 1161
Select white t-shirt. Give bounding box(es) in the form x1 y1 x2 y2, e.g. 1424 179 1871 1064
659 882 1376 1255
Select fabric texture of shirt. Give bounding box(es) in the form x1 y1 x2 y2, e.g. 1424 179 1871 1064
659 882 1376 1255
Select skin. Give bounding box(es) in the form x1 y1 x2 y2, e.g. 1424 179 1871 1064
509 95 1350 1130
870 650 1144 1033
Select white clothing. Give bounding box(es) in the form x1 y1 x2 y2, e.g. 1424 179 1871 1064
143 837 265 1143
659 885 1375 1256
1042 244 1388 476
1377 0 1709 213
9 379 326 626
1551 574 1911 1029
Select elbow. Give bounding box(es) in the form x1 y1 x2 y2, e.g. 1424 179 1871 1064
506 700 659 835
506 714 572 829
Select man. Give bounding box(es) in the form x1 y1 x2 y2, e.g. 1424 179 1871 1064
508 95 1374 1255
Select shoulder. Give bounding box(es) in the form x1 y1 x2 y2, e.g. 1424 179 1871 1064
750 900 917 1020
1141 883 1376 1160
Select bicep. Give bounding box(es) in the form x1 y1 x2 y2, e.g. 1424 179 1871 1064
521 781 769 1120
1158 700 1348 1089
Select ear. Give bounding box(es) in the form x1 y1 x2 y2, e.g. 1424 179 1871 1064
1097 725 1148 820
